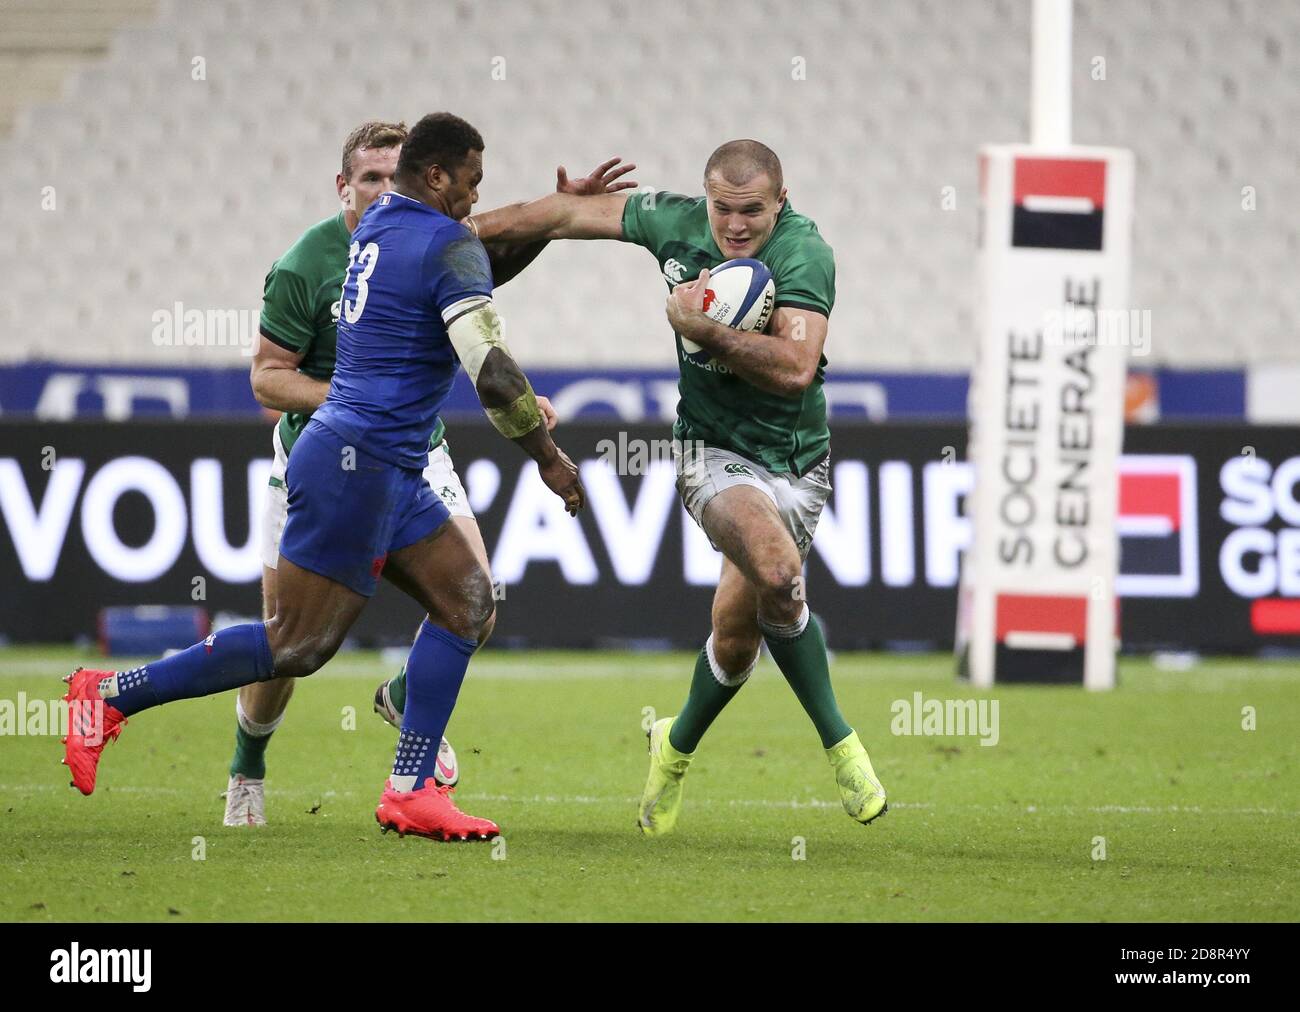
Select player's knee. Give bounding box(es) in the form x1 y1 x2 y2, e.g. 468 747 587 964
754 559 804 618
267 624 341 679
278 640 336 679
460 569 497 644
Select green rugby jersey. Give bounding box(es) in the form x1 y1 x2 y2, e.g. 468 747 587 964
259 211 445 458
621 191 835 475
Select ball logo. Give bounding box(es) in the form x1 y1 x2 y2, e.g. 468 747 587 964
753 288 775 333
681 286 722 361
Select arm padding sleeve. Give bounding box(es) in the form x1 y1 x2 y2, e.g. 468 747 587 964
443 297 501 385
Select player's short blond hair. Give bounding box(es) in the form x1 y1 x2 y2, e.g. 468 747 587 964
704 139 784 196
341 121 408 180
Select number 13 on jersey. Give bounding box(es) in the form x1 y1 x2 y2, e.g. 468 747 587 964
343 240 379 324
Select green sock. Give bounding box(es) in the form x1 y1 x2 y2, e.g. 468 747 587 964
387 665 407 715
762 608 851 748
230 725 272 779
668 644 748 754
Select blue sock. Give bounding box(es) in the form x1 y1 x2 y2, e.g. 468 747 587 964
101 623 275 717
391 620 476 789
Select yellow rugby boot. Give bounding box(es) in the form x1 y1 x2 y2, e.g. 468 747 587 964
827 730 888 825
637 717 693 836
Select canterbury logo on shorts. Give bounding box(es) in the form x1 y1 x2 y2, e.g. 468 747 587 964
723 462 755 476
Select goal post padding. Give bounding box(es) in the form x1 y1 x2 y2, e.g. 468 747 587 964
956 144 1135 689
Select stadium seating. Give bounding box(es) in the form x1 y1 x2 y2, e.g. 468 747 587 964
0 0 1295 368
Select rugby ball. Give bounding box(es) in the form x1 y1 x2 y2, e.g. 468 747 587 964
702 258 775 333
681 258 775 361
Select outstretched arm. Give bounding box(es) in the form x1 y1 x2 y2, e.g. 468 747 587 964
479 237 546 288
470 189 632 245
665 269 828 398
478 158 637 286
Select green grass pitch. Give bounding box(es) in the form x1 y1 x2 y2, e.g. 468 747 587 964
1 646 1296 922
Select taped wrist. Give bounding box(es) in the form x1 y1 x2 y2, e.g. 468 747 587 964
486 379 542 438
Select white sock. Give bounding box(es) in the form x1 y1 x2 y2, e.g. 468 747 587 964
98 666 147 699
758 603 811 642
705 633 757 688
236 696 285 738
389 774 418 793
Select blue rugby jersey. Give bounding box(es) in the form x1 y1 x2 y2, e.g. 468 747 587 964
313 190 494 470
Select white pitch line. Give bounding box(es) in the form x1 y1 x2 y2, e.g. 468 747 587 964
0 783 1294 818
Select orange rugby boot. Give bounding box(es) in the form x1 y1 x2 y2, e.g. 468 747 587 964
375 778 499 841
61 668 128 796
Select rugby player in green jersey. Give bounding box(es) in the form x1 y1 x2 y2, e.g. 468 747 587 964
469 139 887 834
224 119 636 825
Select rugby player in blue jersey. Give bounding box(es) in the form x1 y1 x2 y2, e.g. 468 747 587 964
63 113 583 841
